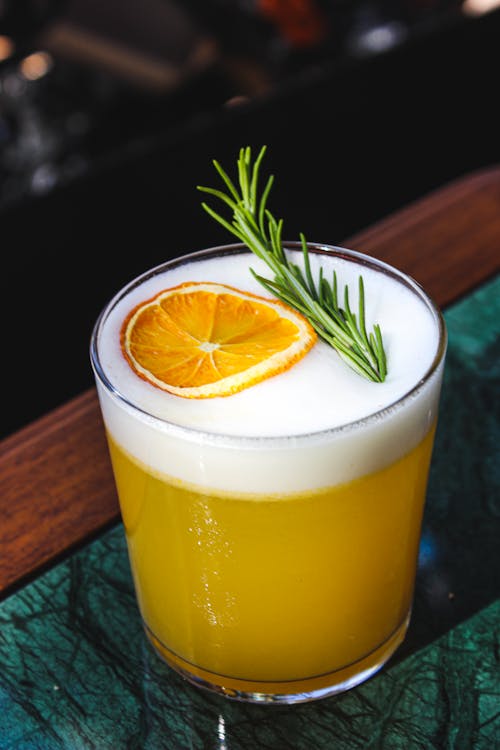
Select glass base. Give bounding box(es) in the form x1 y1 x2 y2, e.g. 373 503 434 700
145 613 410 704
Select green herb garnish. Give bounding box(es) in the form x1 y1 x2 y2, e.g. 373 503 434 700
197 146 387 383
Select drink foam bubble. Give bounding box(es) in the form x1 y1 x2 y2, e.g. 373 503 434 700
93 246 445 493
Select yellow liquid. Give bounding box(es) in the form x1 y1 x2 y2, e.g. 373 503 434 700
108 426 435 696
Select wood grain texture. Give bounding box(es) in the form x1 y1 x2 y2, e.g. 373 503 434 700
348 164 500 307
1 165 499 597
0 390 116 594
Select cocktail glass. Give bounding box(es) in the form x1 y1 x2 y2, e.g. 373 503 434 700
90 243 447 704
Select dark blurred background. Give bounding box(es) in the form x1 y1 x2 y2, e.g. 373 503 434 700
1 0 499 437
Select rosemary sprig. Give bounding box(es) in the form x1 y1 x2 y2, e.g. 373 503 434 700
197 146 387 383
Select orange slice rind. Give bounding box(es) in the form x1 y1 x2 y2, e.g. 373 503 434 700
121 281 317 398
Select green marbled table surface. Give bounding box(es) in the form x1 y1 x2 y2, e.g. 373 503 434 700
1 276 499 750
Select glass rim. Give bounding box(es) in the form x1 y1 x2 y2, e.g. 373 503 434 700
90 242 447 446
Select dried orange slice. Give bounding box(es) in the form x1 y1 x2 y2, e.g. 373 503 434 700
121 281 316 398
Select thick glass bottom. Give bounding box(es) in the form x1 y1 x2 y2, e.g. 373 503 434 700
144 613 410 704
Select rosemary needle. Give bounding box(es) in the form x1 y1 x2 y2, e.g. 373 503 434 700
198 146 387 383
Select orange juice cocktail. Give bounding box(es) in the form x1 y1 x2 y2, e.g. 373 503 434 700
90 244 446 703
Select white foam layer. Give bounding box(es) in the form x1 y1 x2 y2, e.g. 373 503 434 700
93 246 445 493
